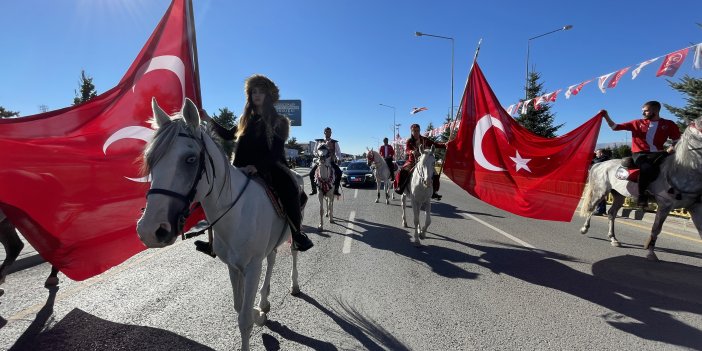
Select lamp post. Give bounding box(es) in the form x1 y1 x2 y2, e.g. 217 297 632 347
415 31 454 122
379 103 396 160
525 25 573 99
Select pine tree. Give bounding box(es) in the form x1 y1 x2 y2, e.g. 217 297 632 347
0 106 20 119
73 70 98 105
210 107 237 159
516 71 563 138
663 75 702 131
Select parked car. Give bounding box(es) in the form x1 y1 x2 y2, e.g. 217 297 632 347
339 161 351 172
341 161 375 187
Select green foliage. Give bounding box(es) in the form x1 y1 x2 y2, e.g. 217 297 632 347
663 75 702 132
610 144 632 159
0 106 20 119
516 71 563 138
210 107 237 160
286 136 304 153
73 70 98 105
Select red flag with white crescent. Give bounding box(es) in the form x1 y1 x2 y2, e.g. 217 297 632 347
656 48 690 77
0 0 200 280
444 63 602 221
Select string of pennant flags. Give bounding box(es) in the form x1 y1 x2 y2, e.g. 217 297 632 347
395 43 701 148
504 42 702 116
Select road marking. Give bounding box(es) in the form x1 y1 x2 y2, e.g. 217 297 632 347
354 189 358 198
462 213 535 249
593 216 702 243
343 211 356 254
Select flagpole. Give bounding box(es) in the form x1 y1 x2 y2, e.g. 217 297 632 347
186 0 202 107
437 38 481 178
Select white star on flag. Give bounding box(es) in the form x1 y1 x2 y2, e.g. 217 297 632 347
510 150 532 172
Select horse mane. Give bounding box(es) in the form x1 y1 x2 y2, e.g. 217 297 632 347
673 125 702 171
142 118 183 175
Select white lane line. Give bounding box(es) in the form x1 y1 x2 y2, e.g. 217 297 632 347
343 211 356 254
354 188 358 198
461 213 535 249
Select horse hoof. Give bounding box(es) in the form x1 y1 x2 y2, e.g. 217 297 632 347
610 240 621 247
259 301 271 314
290 286 300 296
0 288 4 297
375 199 379 203
317 225 323 231
579 227 588 235
253 308 267 326
646 253 659 262
419 232 426 240
45 276 59 287
330 219 335 224
413 241 422 247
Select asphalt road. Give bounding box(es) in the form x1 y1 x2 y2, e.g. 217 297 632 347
1 168 701 350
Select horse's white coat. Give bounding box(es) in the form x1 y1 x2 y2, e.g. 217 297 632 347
314 151 335 231
367 149 394 204
401 146 436 246
137 99 303 351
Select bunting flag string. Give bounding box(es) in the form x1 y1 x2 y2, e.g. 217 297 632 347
503 42 702 116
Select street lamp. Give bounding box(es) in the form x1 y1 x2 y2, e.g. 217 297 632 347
525 25 573 99
415 31 454 122
379 103 396 160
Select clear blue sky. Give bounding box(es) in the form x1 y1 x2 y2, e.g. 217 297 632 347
2 0 701 156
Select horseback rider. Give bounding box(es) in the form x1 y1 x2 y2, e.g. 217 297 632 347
309 127 343 196
379 137 396 179
233 74 313 251
394 123 446 200
601 100 681 208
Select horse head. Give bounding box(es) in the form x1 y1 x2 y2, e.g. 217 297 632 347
137 98 215 248
416 145 436 187
366 148 377 167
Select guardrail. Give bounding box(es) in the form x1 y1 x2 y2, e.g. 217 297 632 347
607 194 691 219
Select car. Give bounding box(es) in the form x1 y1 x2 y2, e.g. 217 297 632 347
339 161 351 172
341 161 375 187
396 159 406 167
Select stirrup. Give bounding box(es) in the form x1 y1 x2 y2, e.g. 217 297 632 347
194 240 216 258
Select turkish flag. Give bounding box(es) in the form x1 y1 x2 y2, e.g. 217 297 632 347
444 63 602 221
0 0 201 280
656 48 689 77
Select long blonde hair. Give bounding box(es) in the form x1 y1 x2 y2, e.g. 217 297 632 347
236 74 281 147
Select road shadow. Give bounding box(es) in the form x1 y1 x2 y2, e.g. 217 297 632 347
463 242 702 350
264 292 410 351
11 308 214 351
350 218 480 279
583 232 702 260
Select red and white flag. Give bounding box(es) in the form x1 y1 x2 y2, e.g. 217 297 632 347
444 63 602 221
520 99 531 114
598 72 616 93
656 48 689 77
411 107 428 114
607 67 630 89
693 43 702 70
631 58 658 79
565 80 591 99
0 0 200 280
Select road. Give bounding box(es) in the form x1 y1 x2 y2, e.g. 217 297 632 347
1 169 701 350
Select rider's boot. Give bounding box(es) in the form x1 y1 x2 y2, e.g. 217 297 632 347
333 184 341 196
194 240 216 258
431 192 442 200
291 227 314 251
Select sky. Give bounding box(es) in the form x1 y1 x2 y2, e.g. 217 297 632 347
1 0 701 156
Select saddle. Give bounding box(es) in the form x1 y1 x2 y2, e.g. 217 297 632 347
251 175 287 218
614 154 668 182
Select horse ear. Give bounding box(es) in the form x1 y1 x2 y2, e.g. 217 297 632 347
182 98 201 131
152 98 171 128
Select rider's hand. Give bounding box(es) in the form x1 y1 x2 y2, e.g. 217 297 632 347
242 165 257 175
599 109 608 118
666 145 675 153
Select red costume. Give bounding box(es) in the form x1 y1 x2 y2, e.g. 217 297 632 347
613 118 680 153
404 135 446 169
379 144 395 159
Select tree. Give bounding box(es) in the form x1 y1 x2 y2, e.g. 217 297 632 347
210 107 237 160
0 106 20 119
73 70 98 105
516 71 563 138
610 144 632 159
286 136 304 153
663 75 702 132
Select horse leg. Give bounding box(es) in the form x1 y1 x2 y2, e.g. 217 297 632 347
318 193 324 230
375 182 380 203
412 200 421 246
688 203 702 240
401 194 408 227
44 266 60 287
227 265 244 314
385 180 390 204
606 193 626 247
290 247 300 295
257 250 276 313
420 201 431 240
644 207 671 262
238 262 264 351
0 220 24 284
329 197 335 224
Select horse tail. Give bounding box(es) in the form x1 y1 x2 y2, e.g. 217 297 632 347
579 172 595 217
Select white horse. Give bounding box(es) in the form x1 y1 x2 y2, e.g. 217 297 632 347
579 115 702 261
137 98 304 351
401 146 436 246
366 149 394 204
313 145 335 231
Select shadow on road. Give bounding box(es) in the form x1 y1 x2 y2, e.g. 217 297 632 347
462 242 702 350
264 292 410 351
12 307 214 351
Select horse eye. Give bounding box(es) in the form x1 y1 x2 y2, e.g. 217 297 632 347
185 155 197 164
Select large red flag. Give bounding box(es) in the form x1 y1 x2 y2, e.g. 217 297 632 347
444 63 602 221
0 0 200 280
